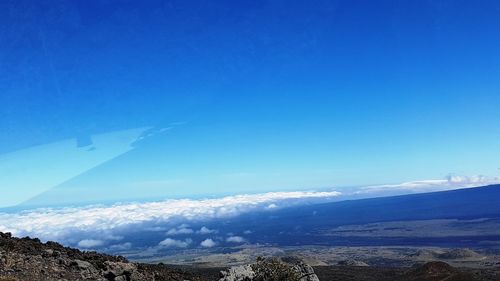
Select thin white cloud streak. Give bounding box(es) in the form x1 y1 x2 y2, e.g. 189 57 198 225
226 236 246 243
355 175 500 194
78 239 105 248
0 190 341 245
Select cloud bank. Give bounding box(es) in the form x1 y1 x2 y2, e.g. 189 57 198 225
0 190 341 247
1 175 497 250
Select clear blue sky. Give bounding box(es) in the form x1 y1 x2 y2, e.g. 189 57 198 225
1 0 500 206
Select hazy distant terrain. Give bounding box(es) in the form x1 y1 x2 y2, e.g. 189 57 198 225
135 245 500 269
91 185 500 270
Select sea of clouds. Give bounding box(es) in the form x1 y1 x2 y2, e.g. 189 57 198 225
1 175 499 253
0 190 341 250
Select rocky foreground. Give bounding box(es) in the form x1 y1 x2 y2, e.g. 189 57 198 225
0 232 214 281
2 232 500 281
0 232 320 281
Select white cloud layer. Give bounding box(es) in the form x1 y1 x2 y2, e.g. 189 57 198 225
0 190 340 247
1 175 496 249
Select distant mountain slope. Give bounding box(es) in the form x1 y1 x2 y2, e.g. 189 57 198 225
252 184 500 226
221 184 500 247
291 184 500 225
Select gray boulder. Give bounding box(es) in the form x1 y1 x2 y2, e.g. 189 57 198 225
219 257 320 281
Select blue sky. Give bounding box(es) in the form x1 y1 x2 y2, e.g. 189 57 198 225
1 0 500 207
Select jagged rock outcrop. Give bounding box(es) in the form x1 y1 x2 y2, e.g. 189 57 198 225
0 232 208 281
219 264 255 281
219 257 319 281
